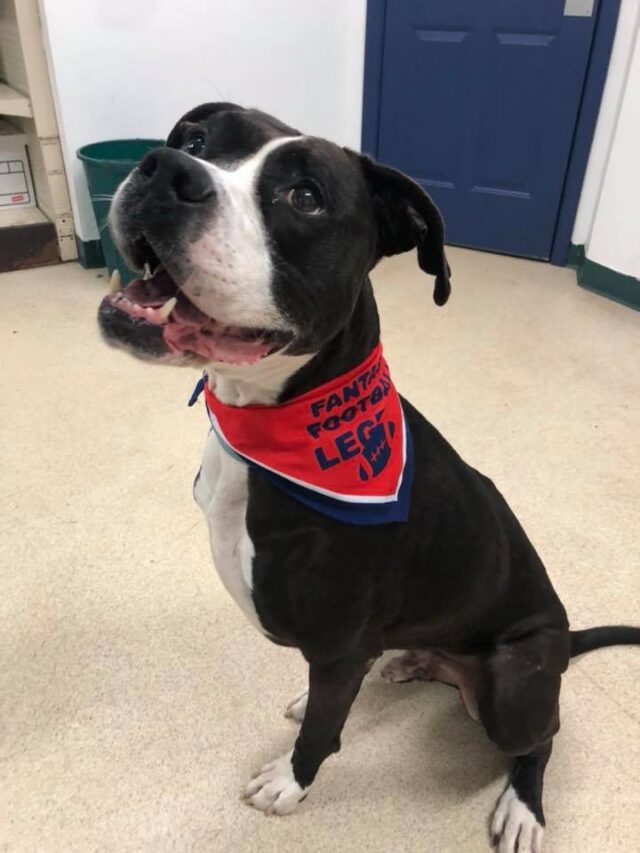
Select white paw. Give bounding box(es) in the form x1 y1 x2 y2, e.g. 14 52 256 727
491 785 544 853
284 688 308 723
244 751 307 815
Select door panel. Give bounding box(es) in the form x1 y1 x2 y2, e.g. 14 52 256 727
376 1 599 258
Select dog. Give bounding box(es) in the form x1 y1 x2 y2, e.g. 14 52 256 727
98 102 640 853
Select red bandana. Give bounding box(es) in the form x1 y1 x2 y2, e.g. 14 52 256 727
193 344 413 525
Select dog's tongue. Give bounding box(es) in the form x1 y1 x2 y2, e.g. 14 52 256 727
163 316 274 363
112 267 278 364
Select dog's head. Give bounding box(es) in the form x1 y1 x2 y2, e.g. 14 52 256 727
99 102 450 367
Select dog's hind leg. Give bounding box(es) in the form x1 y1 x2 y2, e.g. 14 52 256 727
479 627 569 852
490 741 551 853
382 650 480 720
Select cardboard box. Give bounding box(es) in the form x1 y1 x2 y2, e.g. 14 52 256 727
0 118 36 208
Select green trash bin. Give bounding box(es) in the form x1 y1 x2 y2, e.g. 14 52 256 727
78 139 163 284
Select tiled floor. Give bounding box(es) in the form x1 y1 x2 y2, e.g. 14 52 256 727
1 252 638 852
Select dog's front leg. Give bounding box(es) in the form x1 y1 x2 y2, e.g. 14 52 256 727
244 655 369 815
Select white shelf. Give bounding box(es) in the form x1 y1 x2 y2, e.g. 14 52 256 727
0 204 48 228
0 0 75 263
0 82 32 118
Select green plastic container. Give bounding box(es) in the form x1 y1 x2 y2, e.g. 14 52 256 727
78 139 163 283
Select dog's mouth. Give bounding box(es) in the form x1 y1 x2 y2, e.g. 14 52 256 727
100 262 293 364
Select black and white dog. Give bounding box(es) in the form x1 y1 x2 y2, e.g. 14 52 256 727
98 103 639 853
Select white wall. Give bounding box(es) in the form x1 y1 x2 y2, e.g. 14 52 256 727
581 27 640 278
572 0 640 248
569 0 640 283
39 0 367 241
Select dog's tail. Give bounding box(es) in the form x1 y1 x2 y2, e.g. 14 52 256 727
570 625 640 658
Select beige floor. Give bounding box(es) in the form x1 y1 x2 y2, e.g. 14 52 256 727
1 251 639 853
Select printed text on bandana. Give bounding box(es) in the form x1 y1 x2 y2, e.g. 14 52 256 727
306 357 395 482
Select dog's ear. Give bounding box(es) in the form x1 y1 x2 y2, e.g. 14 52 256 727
350 152 451 306
166 102 245 148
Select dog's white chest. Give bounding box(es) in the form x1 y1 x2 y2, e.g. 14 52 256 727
194 430 264 632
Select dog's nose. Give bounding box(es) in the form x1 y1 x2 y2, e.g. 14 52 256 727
137 148 213 203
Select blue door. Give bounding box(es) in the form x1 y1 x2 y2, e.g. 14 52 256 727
372 1 600 258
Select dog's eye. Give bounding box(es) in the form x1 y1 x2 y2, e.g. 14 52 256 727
183 133 206 157
287 185 323 215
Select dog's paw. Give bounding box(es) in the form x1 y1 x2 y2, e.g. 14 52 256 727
381 650 434 683
380 655 414 683
244 751 307 815
284 688 308 723
491 786 544 853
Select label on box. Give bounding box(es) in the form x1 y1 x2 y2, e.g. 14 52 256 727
0 122 36 208
0 158 32 207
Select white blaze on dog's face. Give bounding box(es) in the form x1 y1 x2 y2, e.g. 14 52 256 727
180 136 298 332
99 102 450 372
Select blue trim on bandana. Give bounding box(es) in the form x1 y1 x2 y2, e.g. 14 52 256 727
258 421 414 524
211 407 413 526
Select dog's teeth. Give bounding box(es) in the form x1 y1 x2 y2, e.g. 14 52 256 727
143 263 151 280
109 269 121 295
157 296 177 321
